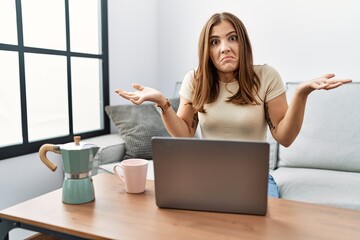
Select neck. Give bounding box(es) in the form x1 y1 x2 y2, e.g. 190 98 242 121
218 71 236 83
219 77 236 83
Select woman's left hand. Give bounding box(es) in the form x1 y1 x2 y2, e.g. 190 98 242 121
299 73 352 95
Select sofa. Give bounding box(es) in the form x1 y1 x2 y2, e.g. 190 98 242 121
270 82 360 210
91 82 360 211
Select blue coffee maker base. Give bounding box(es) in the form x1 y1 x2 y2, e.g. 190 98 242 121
62 178 95 204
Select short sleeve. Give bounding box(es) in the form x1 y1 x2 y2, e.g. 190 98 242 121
179 69 196 101
262 65 286 102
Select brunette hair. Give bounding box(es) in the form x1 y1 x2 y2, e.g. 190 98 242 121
192 12 261 112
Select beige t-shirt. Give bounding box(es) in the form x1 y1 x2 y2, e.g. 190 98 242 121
179 64 285 141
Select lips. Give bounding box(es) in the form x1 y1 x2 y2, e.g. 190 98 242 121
221 56 234 62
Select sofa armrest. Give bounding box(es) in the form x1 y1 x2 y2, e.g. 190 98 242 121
86 134 125 165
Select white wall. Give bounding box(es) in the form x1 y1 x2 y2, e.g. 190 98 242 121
154 0 359 96
108 0 159 106
0 152 63 210
108 0 360 114
0 153 63 239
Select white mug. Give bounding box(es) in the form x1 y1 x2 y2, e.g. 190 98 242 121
113 159 148 194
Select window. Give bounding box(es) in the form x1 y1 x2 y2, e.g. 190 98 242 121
0 0 109 160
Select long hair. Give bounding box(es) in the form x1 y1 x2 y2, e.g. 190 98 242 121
192 12 261 113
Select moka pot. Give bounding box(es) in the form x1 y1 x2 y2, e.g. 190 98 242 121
39 136 99 204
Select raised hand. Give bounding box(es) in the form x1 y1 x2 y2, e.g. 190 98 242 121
299 74 352 95
115 84 164 105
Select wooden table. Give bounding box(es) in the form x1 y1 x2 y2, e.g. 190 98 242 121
1 173 360 240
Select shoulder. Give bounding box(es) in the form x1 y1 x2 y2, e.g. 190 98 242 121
254 64 286 101
254 64 281 79
181 68 197 91
179 68 197 101
183 68 196 83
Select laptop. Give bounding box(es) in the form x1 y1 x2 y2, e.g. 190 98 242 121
151 137 270 216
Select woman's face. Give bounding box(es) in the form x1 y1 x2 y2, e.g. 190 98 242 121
209 20 239 81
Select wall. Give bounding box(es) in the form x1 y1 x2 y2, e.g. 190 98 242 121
108 0 159 105
155 0 359 96
0 153 63 209
108 0 359 106
0 152 63 239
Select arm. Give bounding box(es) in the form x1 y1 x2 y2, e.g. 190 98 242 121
115 84 198 137
266 74 352 147
161 96 198 137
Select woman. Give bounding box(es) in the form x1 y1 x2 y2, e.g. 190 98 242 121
115 12 351 197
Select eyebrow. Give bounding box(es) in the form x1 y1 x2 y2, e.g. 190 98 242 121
209 30 237 39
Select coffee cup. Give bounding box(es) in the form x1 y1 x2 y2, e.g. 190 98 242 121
113 159 148 194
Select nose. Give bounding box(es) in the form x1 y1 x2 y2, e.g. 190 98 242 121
220 41 230 54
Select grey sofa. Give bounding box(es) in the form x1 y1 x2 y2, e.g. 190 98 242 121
270 82 360 210
94 82 360 211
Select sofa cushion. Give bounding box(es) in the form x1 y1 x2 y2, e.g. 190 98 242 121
105 98 180 160
272 167 360 210
278 82 360 172
266 129 278 170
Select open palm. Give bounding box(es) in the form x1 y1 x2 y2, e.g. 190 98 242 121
115 84 163 105
307 73 352 91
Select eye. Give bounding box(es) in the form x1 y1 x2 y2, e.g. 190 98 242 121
229 35 238 41
210 39 219 46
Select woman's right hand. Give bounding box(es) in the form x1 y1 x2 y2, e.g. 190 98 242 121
115 84 166 105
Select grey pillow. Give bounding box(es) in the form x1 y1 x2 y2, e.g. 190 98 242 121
105 98 180 160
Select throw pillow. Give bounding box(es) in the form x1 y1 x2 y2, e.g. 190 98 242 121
105 98 180 160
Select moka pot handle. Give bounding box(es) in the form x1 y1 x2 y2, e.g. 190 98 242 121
39 144 60 172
